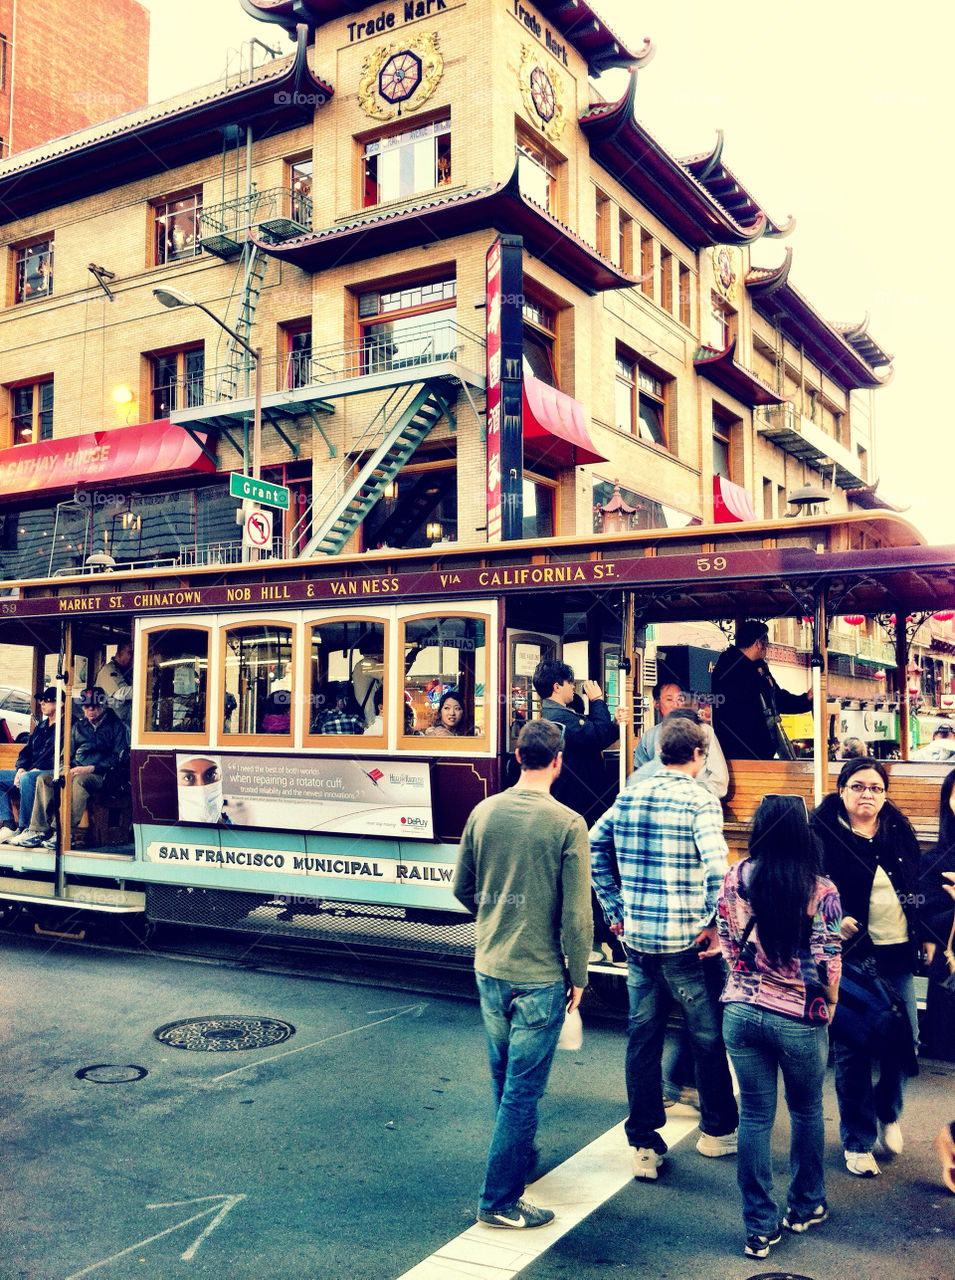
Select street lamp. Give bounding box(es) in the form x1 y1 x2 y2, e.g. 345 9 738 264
152 286 262 480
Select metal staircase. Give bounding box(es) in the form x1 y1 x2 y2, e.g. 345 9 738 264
215 243 269 401
296 381 452 558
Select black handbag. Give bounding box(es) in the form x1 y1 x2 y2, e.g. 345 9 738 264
829 952 917 1074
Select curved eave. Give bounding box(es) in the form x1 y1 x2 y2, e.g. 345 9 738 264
693 338 786 407
682 139 795 239
746 247 794 297
752 282 890 390
579 77 767 247
252 165 640 295
0 27 333 224
845 481 907 513
242 0 647 71
835 315 895 368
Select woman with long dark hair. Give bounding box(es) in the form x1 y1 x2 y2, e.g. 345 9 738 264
718 795 842 1262
920 768 955 1060
811 757 921 1176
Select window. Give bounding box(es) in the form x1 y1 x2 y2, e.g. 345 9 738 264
141 626 209 738
763 477 773 520
679 263 692 327
592 478 693 533
362 458 457 550
222 622 293 742
595 189 610 257
9 378 53 443
358 278 456 375
522 474 556 539
522 296 558 387
363 117 450 207
14 239 54 302
710 292 736 350
401 613 488 747
0 34 7 91
516 129 559 214
713 413 732 480
618 211 633 272
289 158 313 226
615 350 667 447
306 617 386 741
284 323 312 389
154 192 202 265
149 347 204 418
640 229 654 298
660 248 673 313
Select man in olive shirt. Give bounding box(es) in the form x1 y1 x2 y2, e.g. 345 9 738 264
453 718 592 1230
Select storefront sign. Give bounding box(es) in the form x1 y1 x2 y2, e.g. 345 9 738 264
485 235 524 542
174 752 434 839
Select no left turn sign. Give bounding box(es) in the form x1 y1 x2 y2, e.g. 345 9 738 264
244 507 273 548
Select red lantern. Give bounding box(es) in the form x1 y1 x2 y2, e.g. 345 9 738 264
933 610 955 622
872 670 886 680
843 615 865 626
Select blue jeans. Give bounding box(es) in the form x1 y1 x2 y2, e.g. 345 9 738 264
722 1002 829 1237
475 972 566 1213
834 948 919 1152
0 767 42 829
663 954 727 1098
624 946 738 1151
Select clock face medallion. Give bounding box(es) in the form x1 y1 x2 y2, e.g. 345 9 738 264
379 50 423 104
529 66 556 122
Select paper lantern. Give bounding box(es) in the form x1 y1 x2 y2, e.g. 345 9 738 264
872 670 886 680
933 610 955 622
843 615 865 626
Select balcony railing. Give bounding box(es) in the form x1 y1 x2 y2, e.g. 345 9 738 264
198 186 313 257
754 403 866 490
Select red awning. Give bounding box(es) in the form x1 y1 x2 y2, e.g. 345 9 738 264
0 420 216 499
713 474 756 523
522 376 608 468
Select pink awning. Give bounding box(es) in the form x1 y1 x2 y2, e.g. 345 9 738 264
522 376 608 468
0 420 216 499
713 474 756 523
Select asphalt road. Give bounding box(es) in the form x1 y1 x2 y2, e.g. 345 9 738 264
0 925 952 1280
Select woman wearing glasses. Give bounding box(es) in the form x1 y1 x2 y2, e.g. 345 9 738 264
811 758 921 1177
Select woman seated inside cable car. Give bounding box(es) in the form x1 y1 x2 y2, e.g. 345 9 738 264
424 689 473 737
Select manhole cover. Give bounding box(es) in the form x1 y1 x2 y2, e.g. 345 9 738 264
153 1014 296 1052
745 1273 816 1280
76 1064 148 1083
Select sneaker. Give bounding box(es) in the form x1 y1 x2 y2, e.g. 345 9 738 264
877 1121 903 1156
744 1226 782 1259
697 1129 738 1157
41 836 57 850
845 1149 880 1177
783 1202 829 1232
0 825 16 843
632 1147 663 1180
664 1086 700 1116
476 1199 555 1229
9 830 46 848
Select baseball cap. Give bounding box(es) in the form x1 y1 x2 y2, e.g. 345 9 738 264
79 687 107 708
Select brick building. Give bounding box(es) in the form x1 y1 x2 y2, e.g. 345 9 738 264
0 0 893 594
0 0 148 157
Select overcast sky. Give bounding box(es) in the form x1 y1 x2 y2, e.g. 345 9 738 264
143 0 953 544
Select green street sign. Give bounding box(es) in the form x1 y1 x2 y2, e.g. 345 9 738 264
230 473 290 511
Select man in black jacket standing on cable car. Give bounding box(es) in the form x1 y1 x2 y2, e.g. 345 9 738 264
711 619 811 760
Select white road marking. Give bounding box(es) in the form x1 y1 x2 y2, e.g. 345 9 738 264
395 1113 704 1279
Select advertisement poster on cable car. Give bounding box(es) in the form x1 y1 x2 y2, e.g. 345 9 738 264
173 753 434 839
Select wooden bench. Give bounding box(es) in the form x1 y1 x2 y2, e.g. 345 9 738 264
722 759 949 860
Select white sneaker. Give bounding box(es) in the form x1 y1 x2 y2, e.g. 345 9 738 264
632 1147 663 1180
877 1121 903 1156
664 1086 701 1116
0 825 16 843
845 1149 880 1177
696 1130 738 1157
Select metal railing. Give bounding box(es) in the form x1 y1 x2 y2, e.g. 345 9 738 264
177 538 284 567
199 186 313 240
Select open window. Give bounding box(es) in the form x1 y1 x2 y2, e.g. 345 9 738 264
220 620 294 746
400 612 489 750
140 625 210 743
304 616 387 746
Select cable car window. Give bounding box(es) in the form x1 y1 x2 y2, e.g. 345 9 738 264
222 623 293 740
306 618 386 740
401 613 488 748
143 627 209 737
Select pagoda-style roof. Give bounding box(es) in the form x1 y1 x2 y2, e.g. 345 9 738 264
835 315 894 369
693 338 786 407
251 162 640 294
579 70 779 248
682 132 794 238
240 0 648 72
746 247 794 296
845 480 906 513
749 272 892 389
0 27 332 225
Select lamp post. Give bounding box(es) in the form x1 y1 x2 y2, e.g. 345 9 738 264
152 286 262 480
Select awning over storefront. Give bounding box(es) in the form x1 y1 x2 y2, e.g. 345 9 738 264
0 421 216 499
522 377 608 468
712 474 756 523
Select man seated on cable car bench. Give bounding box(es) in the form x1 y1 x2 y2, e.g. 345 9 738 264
0 688 62 846
318 682 367 735
12 687 129 851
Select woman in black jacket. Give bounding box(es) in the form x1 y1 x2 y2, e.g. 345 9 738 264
919 769 955 1060
810 757 921 1178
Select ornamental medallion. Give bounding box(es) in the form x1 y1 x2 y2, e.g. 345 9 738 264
358 33 444 121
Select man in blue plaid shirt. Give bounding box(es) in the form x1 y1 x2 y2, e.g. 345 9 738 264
591 716 738 1180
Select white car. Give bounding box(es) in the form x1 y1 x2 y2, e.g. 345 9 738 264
0 687 34 743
